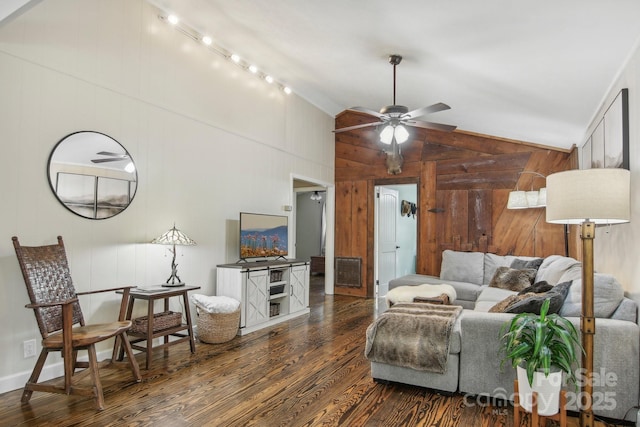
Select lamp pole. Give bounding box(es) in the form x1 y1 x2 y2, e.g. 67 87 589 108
580 221 595 427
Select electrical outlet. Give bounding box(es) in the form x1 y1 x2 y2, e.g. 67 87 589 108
23 339 37 358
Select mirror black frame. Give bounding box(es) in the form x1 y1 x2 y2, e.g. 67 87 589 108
47 131 138 220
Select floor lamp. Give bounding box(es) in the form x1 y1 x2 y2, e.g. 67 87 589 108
546 168 630 427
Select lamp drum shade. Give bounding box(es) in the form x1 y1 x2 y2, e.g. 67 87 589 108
546 168 630 225
507 190 528 209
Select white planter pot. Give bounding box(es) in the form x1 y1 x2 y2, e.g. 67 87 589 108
516 365 563 416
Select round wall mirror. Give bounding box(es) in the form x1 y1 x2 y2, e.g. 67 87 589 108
48 131 138 219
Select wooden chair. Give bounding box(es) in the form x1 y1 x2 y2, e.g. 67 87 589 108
12 236 141 410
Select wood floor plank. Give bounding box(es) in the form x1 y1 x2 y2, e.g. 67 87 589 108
0 277 628 426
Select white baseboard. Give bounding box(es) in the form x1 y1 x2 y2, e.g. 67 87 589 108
0 348 116 395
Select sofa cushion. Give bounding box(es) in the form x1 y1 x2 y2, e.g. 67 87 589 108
489 267 536 292
560 274 625 318
535 255 581 286
510 257 543 271
440 250 485 286
505 281 571 314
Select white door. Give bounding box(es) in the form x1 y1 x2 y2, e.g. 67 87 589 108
375 187 399 297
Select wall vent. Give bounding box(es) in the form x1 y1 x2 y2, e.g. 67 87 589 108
335 257 362 288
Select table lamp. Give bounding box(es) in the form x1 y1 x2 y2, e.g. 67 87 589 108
151 224 196 287
546 168 630 427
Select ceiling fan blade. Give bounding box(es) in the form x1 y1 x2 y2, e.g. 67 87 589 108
347 106 386 119
405 119 457 132
96 151 128 158
91 158 125 163
402 103 451 120
333 121 384 133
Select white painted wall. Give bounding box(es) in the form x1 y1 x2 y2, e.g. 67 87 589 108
0 0 334 392
583 39 640 302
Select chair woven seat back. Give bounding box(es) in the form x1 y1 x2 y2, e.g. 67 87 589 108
13 236 84 337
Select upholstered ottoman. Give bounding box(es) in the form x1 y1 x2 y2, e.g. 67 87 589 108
368 303 463 393
386 283 457 307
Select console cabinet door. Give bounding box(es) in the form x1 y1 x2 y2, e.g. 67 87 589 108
245 269 269 327
289 265 308 314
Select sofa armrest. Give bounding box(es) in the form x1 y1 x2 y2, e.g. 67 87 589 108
459 310 516 397
459 310 640 421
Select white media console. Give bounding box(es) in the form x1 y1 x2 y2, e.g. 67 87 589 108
216 260 310 335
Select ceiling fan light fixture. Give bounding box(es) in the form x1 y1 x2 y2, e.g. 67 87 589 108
380 125 394 144
394 125 409 144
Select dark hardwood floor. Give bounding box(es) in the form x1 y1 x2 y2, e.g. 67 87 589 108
0 275 629 426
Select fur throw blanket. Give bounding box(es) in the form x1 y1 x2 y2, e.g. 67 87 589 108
386 284 457 307
365 303 463 373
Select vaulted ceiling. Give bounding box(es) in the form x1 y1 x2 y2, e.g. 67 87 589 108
4 1 640 149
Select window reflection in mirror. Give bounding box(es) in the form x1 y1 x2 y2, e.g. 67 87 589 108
48 131 137 219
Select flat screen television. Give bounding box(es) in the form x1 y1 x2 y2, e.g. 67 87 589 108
239 212 288 260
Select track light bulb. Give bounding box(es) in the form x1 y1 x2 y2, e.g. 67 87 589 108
167 14 179 25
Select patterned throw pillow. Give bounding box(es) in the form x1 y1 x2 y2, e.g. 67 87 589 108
489 267 537 292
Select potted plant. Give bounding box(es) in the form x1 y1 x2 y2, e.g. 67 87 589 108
500 298 584 416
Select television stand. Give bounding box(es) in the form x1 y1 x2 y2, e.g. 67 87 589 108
217 260 310 335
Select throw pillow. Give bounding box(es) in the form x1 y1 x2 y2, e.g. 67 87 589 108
489 267 537 292
505 281 571 315
517 280 552 295
510 257 544 271
489 293 535 313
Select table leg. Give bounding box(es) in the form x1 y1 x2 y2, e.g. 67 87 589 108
183 291 196 353
146 298 154 370
164 297 170 350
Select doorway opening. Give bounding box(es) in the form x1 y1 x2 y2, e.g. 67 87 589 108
374 183 417 306
291 175 334 296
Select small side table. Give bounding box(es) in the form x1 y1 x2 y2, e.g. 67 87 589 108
118 285 200 369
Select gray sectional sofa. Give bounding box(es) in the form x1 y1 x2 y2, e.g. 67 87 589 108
372 250 639 422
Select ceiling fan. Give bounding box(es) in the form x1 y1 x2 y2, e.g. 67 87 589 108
334 54 456 144
90 151 130 164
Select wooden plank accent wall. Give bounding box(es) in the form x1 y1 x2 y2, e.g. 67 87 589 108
334 110 578 298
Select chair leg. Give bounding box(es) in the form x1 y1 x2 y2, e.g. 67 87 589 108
21 349 48 404
120 332 141 382
86 345 105 410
